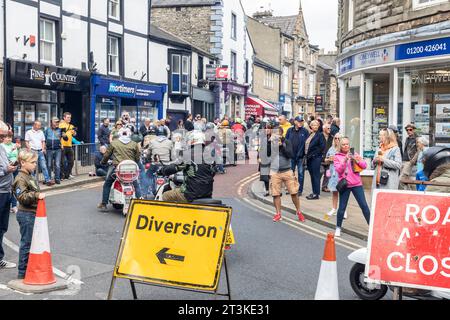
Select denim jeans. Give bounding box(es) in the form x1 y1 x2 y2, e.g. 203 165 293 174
0 193 12 261
101 167 141 204
16 211 35 278
46 149 62 182
337 186 371 228
37 151 50 182
291 158 305 194
307 156 322 195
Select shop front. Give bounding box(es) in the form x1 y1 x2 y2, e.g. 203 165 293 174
91 75 166 143
245 96 279 119
338 35 450 168
192 87 215 122
5 59 90 141
222 82 248 119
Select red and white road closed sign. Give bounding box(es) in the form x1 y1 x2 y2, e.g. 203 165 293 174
366 190 450 292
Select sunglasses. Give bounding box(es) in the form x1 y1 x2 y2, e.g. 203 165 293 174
407 128 414 131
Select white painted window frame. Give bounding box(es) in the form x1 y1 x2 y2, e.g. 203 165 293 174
40 18 56 65
108 36 120 76
348 0 354 31
412 0 448 10
109 0 121 21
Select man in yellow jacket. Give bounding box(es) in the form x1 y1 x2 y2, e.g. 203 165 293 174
59 112 77 180
278 115 292 138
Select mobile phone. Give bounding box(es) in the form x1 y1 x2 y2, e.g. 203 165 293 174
350 148 355 155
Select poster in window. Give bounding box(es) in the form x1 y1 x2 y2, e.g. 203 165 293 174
414 104 430 122
100 110 108 119
415 122 430 135
14 125 21 137
25 112 35 123
435 123 450 138
108 110 116 120
436 104 450 120
38 112 48 124
14 112 21 123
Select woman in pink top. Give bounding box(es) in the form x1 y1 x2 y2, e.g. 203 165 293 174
333 137 371 237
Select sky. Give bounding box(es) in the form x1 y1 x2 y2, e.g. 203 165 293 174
241 0 338 52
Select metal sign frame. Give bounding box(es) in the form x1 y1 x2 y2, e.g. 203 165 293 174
107 200 233 300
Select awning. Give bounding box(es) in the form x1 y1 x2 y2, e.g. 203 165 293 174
245 97 279 117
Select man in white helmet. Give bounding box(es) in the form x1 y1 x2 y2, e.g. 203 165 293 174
97 127 141 210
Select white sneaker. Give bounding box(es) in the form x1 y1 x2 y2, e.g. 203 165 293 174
327 208 337 217
0 260 17 269
335 227 341 237
344 211 348 219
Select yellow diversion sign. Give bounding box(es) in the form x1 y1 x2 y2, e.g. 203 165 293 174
113 200 232 291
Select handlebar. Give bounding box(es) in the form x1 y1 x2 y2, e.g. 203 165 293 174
400 178 450 187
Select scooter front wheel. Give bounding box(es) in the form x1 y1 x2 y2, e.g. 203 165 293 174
349 263 387 300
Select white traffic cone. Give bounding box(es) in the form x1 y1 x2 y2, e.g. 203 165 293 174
314 233 339 300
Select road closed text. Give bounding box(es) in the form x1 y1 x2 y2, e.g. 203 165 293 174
367 191 450 291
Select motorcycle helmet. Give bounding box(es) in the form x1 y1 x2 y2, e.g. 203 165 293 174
422 146 450 179
205 122 215 131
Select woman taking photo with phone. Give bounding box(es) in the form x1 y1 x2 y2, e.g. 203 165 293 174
372 128 402 190
333 137 370 237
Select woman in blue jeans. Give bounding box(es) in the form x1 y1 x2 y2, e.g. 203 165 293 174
305 120 326 200
12 150 46 279
333 137 370 237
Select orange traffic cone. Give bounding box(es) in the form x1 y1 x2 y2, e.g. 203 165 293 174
23 199 56 285
314 233 339 300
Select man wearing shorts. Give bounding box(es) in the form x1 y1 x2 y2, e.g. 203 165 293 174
268 127 305 223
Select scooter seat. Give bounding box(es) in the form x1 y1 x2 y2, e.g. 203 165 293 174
191 199 223 205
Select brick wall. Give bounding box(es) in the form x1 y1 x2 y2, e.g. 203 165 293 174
151 6 214 54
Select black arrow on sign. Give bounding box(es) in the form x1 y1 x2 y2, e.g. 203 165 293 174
156 248 185 264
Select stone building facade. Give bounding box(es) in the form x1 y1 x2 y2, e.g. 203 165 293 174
337 0 450 167
151 0 254 119
247 16 281 108
253 2 318 118
316 51 338 118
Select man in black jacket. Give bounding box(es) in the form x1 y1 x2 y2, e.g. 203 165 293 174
285 116 309 196
158 141 215 203
184 114 195 132
97 118 111 147
330 118 340 137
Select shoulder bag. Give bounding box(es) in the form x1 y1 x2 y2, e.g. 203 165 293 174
336 159 349 193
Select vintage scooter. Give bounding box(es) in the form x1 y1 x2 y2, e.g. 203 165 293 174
348 247 450 300
108 160 140 216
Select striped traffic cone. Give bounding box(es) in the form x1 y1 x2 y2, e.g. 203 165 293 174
23 199 56 285
314 233 339 300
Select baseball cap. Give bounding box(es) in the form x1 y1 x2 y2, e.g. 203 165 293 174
294 116 304 122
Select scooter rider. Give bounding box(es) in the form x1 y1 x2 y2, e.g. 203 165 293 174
97 127 141 211
157 133 215 203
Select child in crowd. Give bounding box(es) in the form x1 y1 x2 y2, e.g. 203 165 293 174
12 150 46 279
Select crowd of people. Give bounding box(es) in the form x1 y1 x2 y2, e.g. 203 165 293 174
255 113 449 238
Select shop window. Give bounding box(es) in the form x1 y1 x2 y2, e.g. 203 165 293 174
170 53 190 95
399 66 450 148
412 0 448 10
109 0 121 21
108 36 120 75
40 18 56 65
